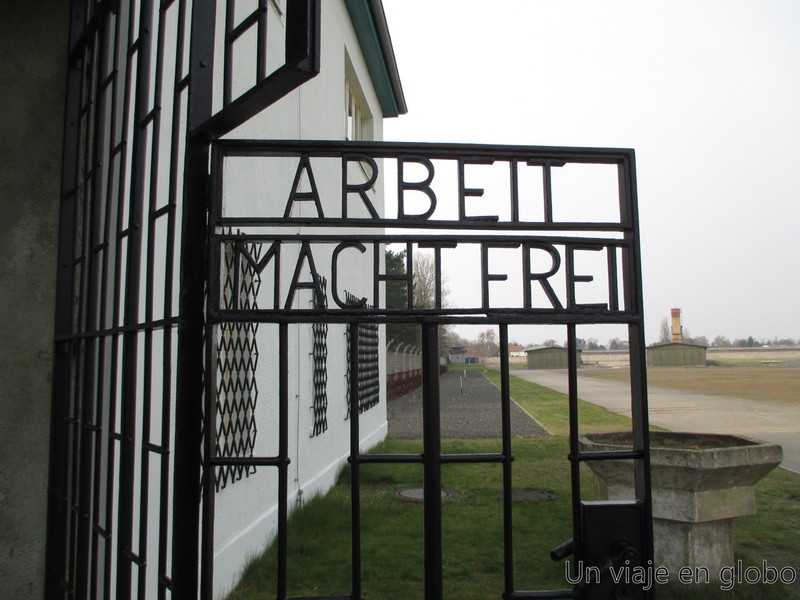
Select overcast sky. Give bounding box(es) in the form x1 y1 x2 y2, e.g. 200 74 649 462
381 0 800 345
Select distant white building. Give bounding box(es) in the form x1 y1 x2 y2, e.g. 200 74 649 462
508 344 526 357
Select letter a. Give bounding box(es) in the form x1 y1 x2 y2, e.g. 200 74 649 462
284 154 325 218
285 242 325 309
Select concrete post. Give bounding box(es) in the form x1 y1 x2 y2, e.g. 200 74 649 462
0 2 68 598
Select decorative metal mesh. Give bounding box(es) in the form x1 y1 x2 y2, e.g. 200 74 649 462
345 292 380 417
311 278 328 436
215 239 261 491
357 321 380 413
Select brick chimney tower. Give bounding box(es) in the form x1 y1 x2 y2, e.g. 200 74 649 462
671 308 683 342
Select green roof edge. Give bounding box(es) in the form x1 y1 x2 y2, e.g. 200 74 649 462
345 0 407 118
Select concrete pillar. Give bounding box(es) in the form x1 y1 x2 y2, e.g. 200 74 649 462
0 2 68 598
582 432 782 579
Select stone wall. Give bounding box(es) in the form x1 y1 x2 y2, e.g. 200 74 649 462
0 3 68 598
707 346 800 364
473 347 800 370
581 350 631 368
386 347 425 400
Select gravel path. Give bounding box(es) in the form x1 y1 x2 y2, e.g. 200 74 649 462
514 368 800 474
388 369 548 440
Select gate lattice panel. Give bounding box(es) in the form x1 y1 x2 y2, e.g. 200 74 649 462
47 1 320 598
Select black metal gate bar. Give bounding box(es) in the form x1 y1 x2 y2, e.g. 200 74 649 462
139 0 180 593
629 322 652 502
348 323 363 600
155 4 191 595
117 0 155 590
620 155 655 564
75 4 113 594
504 322 580 600
173 134 211 600
421 323 443 600
565 324 583 571
99 1 132 593
499 324 515 596
201 230 218 600
278 321 291 600
74 5 103 592
173 0 216 590
91 7 124 595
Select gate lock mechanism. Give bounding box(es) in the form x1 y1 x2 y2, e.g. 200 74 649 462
550 501 649 599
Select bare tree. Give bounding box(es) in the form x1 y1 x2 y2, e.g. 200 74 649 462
474 329 499 357
412 253 446 309
712 335 732 348
386 250 453 355
585 338 603 350
658 317 671 343
608 338 629 350
412 253 454 354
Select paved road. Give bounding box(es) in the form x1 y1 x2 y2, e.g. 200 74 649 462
388 370 548 440
512 369 800 474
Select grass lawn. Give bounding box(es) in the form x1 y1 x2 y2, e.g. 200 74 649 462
228 436 582 600
580 366 800 406
226 369 799 599
478 366 632 436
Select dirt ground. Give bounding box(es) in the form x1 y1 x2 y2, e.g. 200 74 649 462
581 367 800 405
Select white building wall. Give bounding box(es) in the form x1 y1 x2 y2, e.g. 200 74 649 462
210 2 390 596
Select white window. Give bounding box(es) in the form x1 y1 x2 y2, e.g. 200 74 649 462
346 79 367 141
344 50 373 141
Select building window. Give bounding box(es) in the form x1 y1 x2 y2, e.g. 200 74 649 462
346 80 366 141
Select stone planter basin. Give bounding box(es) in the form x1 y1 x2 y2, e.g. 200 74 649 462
580 432 783 521
579 431 782 573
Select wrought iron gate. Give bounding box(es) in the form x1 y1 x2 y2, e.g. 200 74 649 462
207 140 655 599
47 1 319 598
47 1 653 599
